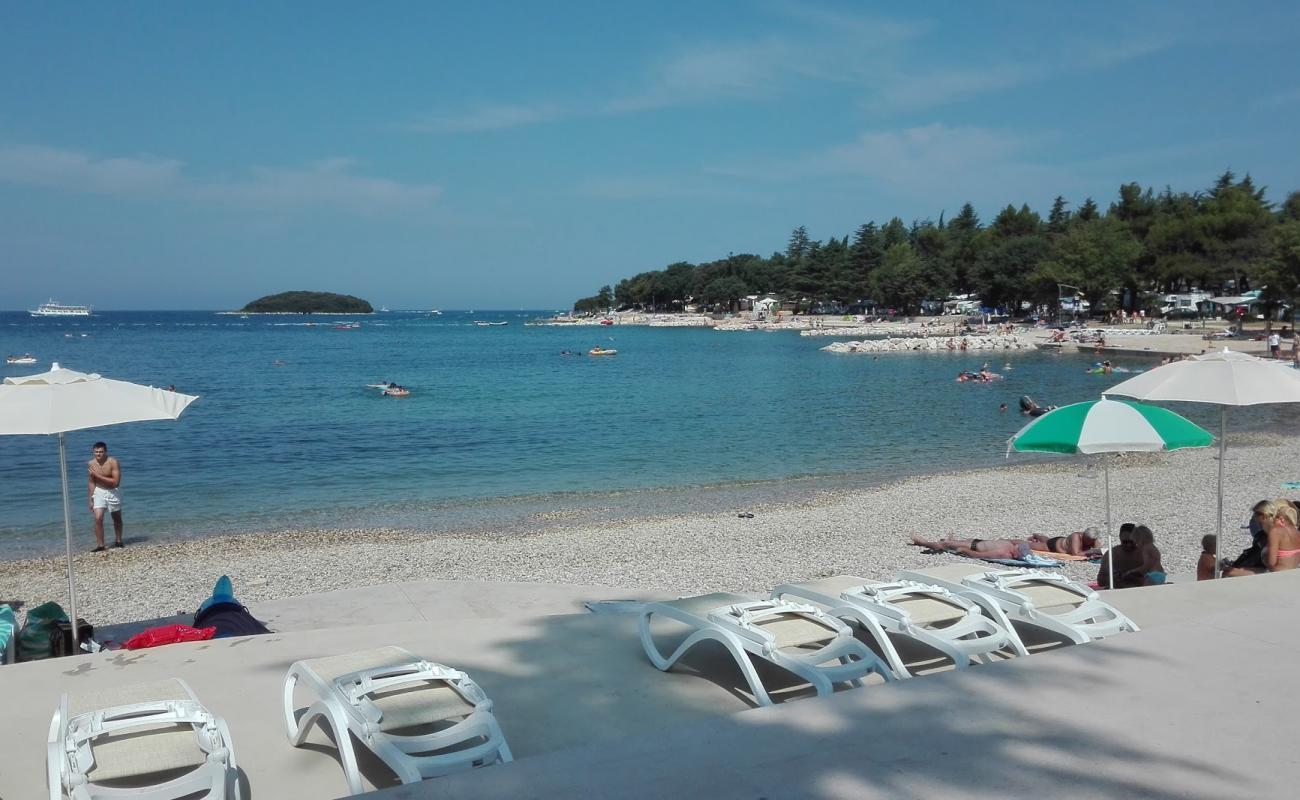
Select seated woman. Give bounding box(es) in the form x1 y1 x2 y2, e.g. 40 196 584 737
1222 500 1273 577
1265 499 1300 572
1095 523 1143 589
908 535 1032 561
1118 525 1165 585
1027 528 1101 557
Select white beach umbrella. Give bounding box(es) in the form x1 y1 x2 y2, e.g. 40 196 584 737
1105 348 1300 575
0 363 198 650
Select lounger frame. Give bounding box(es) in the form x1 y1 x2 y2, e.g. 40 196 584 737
283 654 511 796
900 567 1139 649
47 679 238 800
772 578 1019 678
639 596 891 707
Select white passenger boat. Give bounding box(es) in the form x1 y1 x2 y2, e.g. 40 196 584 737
29 300 92 317
6 354 37 365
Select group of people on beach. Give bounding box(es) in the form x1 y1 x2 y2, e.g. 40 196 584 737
910 526 1168 587
908 497 1300 589
909 529 1102 562
1207 498 1300 579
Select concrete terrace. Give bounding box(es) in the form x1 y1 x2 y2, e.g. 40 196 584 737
3 573 1297 799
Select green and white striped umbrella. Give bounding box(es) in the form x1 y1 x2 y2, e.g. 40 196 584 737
1008 397 1212 588
1009 397 1213 456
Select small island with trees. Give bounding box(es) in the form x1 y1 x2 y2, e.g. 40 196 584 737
240 291 373 314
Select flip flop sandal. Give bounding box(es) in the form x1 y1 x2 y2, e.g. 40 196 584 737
91 546 106 553
112 541 125 548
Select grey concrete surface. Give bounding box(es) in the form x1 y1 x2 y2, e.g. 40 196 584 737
358 573 1300 800
8 574 1299 799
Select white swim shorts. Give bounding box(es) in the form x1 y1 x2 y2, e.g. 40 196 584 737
92 486 122 512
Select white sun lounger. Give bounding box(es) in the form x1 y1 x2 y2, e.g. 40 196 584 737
771 575 1021 678
638 592 892 706
282 646 511 796
47 678 239 800
899 564 1139 648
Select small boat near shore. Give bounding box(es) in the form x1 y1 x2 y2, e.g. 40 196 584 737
6 354 38 365
589 347 618 356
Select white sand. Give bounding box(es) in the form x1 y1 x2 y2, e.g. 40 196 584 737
3 430 1295 626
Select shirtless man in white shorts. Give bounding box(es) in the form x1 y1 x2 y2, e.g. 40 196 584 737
87 441 123 551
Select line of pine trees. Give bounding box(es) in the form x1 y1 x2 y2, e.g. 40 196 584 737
572 171 1300 320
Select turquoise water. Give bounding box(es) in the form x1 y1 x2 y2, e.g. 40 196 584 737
1 310 1289 557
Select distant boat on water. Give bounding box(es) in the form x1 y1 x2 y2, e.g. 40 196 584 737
429 309 443 315
29 300 91 317
475 320 508 327
6 354 37 365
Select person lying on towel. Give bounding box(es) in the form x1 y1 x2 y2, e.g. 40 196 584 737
908 535 1033 561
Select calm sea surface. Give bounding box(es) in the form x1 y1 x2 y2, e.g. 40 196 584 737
1 310 1290 558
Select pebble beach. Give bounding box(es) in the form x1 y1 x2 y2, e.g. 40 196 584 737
4 429 1295 627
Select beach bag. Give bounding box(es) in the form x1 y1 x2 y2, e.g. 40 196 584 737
17 601 68 661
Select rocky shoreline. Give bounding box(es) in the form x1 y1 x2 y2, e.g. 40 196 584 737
3 430 1293 628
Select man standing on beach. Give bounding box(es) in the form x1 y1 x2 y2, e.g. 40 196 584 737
87 441 123 551
1268 329 1281 358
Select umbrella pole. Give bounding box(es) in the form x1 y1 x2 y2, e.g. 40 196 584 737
1105 457 1113 591
1216 407 1226 579
58 432 80 652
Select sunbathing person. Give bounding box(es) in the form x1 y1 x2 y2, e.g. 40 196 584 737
1027 528 1101 557
195 575 272 638
908 535 1032 561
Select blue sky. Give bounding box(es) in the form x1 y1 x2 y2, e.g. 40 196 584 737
2 1 1298 310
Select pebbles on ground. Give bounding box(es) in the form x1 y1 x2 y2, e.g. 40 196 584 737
2 431 1294 627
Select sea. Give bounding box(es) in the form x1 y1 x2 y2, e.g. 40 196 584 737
1 310 1291 559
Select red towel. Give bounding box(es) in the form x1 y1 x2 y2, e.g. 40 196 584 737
123 623 217 650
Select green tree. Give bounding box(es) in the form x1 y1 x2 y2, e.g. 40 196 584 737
869 243 935 314
1041 216 1141 311
1047 196 1071 234
786 226 811 261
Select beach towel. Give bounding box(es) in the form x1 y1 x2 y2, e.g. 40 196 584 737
983 553 1066 568
124 623 216 650
1283 481 1300 490
0 604 15 663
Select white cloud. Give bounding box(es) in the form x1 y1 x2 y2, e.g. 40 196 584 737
406 103 564 133
201 158 441 210
0 145 182 194
0 145 441 213
1251 87 1300 111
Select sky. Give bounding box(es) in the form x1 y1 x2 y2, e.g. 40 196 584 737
2 1 1298 310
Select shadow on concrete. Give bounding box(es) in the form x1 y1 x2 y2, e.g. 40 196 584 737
375 607 1247 800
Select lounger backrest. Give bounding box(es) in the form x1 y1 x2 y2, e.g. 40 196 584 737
66 679 210 784
1014 582 1085 612
885 594 968 626
750 614 838 649
665 592 752 616
368 683 476 732
301 646 479 729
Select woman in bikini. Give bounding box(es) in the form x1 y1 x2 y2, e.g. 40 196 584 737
907 535 1031 561
1026 529 1101 557
1263 499 1300 572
